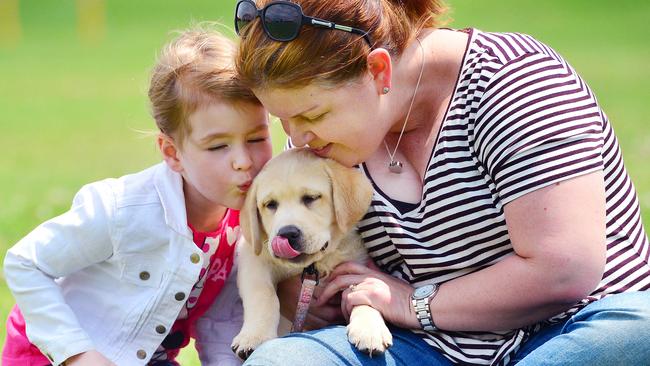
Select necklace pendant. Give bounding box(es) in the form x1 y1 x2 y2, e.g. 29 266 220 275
388 160 403 174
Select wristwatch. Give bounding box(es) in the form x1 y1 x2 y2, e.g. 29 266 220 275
411 283 439 332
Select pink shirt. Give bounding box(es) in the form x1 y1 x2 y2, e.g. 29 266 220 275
2 209 239 365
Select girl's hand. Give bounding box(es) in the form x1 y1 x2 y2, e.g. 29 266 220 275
315 260 419 329
64 350 116 366
277 274 345 330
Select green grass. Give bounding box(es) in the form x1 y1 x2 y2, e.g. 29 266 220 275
0 1 648 365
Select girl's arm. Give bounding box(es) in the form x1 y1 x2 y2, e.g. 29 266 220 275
3 182 115 365
63 350 116 366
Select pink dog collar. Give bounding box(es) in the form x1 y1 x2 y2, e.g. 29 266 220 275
291 264 319 332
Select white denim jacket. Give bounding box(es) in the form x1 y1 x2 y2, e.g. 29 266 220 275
3 162 243 365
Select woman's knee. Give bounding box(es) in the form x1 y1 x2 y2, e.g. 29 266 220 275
243 336 306 365
573 291 650 326
567 291 650 355
243 326 355 366
514 292 650 365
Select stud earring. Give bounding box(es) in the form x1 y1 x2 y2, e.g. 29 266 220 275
382 87 390 94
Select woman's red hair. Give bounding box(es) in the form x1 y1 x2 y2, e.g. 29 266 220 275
236 0 448 89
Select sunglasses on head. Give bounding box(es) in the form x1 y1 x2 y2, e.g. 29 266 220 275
235 0 373 48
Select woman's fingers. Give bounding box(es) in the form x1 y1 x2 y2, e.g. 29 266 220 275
328 260 373 278
303 302 345 330
278 261 388 328
315 274 365 306
340 287 353 322
366 258 381 271
314 261 381 305
310 302 344 322
314 283 341 306
303 313 330 331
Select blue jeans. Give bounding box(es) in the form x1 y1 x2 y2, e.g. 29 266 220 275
243 291 650 365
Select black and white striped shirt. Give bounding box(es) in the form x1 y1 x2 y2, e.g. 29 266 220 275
357 29 650 365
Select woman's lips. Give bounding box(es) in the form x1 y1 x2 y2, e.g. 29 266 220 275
310 143 332 157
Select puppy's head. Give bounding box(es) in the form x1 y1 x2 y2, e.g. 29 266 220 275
240 148 373 265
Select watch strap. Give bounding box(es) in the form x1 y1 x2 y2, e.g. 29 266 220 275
412 284 439 332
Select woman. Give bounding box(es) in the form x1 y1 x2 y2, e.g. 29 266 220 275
233 0 650 364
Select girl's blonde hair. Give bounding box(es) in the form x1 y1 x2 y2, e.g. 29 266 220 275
236 0 448 90
149 26 260 144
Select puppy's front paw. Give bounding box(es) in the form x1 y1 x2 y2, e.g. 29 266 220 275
346 308 393 356
231 330 276 360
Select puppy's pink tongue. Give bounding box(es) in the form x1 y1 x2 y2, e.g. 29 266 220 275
271 236 300 258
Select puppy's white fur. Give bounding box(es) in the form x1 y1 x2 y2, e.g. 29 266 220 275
231 148 392 359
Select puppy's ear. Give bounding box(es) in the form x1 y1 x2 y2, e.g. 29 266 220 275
240 181 265 255
324 159 374 233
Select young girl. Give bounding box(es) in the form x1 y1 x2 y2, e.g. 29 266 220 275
2 27 272 365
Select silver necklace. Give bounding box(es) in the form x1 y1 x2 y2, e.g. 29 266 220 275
383 37 425 174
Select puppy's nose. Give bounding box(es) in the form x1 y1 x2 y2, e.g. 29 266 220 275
277 225 302 250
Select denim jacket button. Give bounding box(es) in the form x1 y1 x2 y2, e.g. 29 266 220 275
136 349 147 359
175 292 185 301
139 271 150 281
190 253 201 264
156 325 167 334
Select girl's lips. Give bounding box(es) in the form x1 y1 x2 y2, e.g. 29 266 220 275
310 144 332 157
238 182 252 192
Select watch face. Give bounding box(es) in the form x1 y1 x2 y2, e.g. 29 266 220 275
413 284 435 299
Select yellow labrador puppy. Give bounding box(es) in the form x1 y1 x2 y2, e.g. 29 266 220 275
231 148 393 359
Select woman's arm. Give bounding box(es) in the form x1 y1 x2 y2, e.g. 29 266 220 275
318 170 606 331
427 170 606 331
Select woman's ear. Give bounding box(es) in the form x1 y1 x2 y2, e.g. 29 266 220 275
367 48 392 95
157 133 183 173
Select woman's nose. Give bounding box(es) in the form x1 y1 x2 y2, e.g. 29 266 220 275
286 120 316 147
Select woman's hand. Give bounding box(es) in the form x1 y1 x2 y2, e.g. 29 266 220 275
315 260 419 329
277 274 345 330
64 350 116 366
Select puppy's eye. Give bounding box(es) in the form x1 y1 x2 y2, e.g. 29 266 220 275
264 200 278 211
301 194 321 206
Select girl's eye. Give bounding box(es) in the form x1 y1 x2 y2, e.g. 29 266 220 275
208 145 227 151
248 137 267 143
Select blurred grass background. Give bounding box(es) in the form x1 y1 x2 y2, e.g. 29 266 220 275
0 0 648 364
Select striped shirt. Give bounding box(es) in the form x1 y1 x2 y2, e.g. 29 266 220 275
356 29 650 365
